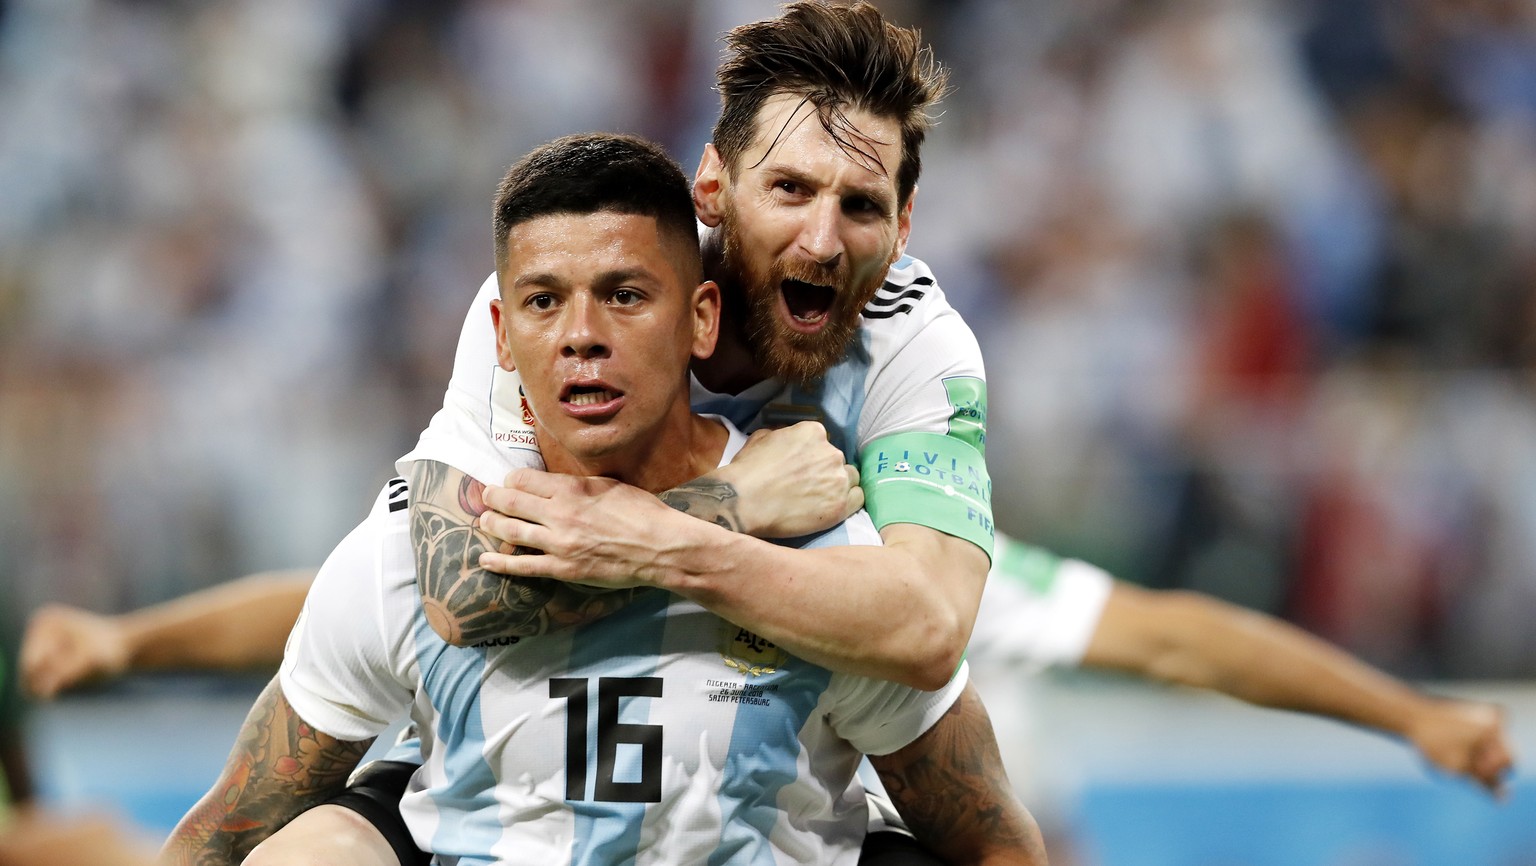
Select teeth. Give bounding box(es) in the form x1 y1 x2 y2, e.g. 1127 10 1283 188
567 390 614 406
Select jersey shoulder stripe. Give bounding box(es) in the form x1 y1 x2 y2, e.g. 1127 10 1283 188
867 286 929 308
385 476 409 513
865 284 929 319
862 263 936 320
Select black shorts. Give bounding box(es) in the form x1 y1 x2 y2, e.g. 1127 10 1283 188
323 759 430 866
325 761 939 865
859 830 946 865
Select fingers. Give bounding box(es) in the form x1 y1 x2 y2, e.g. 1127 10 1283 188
496 466 570 499
846 484 865 518
475 510 548 552
20 609 87 699
481 482 551 523
1474 731 1516 799
788 419 828 437
477 550 564 579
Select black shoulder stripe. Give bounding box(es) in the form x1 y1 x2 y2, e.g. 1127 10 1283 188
863 304 914 319
877 275 934 294
386 476 409 512
867 287 926 307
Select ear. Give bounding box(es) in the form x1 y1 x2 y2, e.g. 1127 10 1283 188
490 294 517 373
690 280 721 360
693 144 727 228
892 189 914 264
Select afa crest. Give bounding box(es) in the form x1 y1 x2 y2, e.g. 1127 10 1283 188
720 626 787 677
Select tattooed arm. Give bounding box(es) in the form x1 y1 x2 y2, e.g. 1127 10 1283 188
411 421 859 647
409 458 652 645
869 680 1048 865
159 676 372 865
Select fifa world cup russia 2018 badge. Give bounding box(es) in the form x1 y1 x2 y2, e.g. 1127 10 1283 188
519 386 536 428
489 370 541 454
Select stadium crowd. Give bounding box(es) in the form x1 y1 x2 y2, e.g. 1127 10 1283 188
2 0 1536 687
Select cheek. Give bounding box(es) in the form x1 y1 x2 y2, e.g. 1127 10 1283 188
852 230 898 273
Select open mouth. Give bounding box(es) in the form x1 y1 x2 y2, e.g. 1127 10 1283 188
559 385 623 414
562 384 621 406
781 279 836 328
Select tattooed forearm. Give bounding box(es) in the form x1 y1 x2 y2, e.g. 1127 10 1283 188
407 463 750 645
408 461 647 644
870 682 1046 864
160 677 371 865
413 499 555 643
658 477 744 532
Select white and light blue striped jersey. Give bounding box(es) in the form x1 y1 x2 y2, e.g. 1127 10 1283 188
397 255 985 483
283 428 967 866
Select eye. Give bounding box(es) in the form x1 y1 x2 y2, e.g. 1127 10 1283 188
611 288 642 306
774 179 806 197
526 293 557 311
844 196 884 218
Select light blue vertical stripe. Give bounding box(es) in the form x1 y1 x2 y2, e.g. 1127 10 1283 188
788 330 871 462
412 614 502 865
567 591 671 866
691 394 769 430
708 522 848 866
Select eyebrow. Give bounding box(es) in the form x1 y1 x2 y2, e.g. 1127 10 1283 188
509 266 663 292
768 164 896 214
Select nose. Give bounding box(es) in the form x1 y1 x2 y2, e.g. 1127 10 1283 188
797 197 844 268
560 295 610 359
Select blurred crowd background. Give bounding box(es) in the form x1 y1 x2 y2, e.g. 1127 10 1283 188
2 0 1535 684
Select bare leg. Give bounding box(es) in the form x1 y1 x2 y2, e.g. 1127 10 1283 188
241 806 401 866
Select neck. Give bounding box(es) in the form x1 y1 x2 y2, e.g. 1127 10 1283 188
538 407 728 494
692 323 766 395
696 228 769 394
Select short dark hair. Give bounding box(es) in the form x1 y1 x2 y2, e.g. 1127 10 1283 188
712 1 948 207
493 133 700 279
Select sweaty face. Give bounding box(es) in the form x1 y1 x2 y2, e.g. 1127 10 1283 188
711 94 911 384
492 212 714 471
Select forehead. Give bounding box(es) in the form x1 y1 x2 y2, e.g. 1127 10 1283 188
742 92 903 197
501 211 688 287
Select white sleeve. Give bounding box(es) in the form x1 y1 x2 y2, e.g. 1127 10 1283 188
856 266 988 450
279 488 418 741
968 541 1113 671
824 662 970 757
794 507 966 756
394 273 545 485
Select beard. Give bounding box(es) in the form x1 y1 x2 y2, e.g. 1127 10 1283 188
717 203 888 385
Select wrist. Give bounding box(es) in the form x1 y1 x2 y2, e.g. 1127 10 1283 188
660 470 754 536
97 616 140 674
657 518 752 600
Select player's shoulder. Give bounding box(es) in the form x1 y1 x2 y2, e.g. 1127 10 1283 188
858 254 976 360
860 253 976 379
473 271 499 301
861 255 954 327
369 476 413 527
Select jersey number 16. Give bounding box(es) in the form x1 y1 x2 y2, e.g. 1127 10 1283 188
550 676 664 803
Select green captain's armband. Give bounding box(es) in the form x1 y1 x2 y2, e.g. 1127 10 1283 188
859 430 994 560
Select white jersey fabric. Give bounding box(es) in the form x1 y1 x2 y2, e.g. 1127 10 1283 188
396 255 986 481
966 532 1114 672
283 423 967 866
